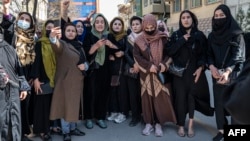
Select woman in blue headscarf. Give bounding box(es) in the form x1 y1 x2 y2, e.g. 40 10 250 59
72 20 87 43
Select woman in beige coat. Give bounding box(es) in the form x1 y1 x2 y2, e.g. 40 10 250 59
49 23 87 141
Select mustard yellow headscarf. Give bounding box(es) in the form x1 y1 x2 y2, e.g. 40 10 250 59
38 20 56 87
109 17 126 41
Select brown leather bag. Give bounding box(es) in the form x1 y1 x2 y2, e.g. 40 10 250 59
110 59 123 87
110 75 120 86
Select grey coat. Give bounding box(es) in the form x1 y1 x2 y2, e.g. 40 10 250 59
0 41 30 141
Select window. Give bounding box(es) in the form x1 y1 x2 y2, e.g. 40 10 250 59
207 0 219 4
144 0 148 7
184 0 189 10
153 0 161 4
191 0 201 8
173 0 181 12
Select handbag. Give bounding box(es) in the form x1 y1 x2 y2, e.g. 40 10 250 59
123 63 138 79
156 72 166 84
168 61 189 77
110 75 120 86
217 45 238 85
37 82 53 95
110 59 123 86
168 43 193 77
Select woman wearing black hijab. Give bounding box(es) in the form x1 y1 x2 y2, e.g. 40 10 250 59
166 10 214 138
207 4 245 141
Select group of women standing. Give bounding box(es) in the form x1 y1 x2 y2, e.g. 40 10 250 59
0 1 247 141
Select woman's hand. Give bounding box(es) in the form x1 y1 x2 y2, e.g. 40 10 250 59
34 78 43 95
105 40 118 49
78 63 85 71
183 34 190 41
159 63 166 72
150 65 158 73
109 55 115 61
62 0 70 10
209 65 220 79
193 66 203 83
20 91 27 101
115 51 124 58
50 27 61 39
3 0 11 9
133 63 140 73
217 70 230 84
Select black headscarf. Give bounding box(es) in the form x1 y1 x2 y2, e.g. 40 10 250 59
211 4 243 45
61 23 86 75
178 10 199 47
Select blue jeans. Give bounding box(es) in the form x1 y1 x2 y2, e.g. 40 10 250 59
61 118 77 134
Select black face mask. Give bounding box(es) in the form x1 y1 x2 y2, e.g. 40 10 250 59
144 30 155 35
158 27 165 32
213 18 227 28
46 30 51 38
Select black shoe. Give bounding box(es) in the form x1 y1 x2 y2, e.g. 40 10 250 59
70 128 85 136
63 133 71 141
40 134 52 141
213 132 224 141
129 118 140 127
21 136 32 141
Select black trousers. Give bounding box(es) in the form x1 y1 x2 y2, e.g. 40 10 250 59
108 75 129 115
84 67 110 120
125 76 141 119
21 94 31 135
213 80 229 130
173 75 195 126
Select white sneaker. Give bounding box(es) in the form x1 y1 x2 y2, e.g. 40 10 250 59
155 123 163 137
107 112 118 121
142 124 154 136
114 113 126 123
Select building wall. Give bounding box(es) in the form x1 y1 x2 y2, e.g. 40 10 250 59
168 0 222 36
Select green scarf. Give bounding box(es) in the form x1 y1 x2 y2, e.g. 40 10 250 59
91 13 109 66
39 30 56 87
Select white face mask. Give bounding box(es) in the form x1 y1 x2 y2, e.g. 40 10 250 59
17 20 31 30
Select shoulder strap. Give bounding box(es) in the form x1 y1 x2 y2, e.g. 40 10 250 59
221 45 231 68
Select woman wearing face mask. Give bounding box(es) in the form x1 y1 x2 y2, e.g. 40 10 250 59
83 13 118 129
30 20 59 141
133 14 176 137
207 4 245 141
166 10 214 138
49 23 87 141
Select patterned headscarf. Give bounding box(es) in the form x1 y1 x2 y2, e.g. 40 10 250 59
135 14 167 65
14 12 36 66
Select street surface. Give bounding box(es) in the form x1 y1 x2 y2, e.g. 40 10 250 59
31 71 222 141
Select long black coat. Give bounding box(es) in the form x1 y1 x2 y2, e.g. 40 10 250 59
223 58 250 124
166 30 214 117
